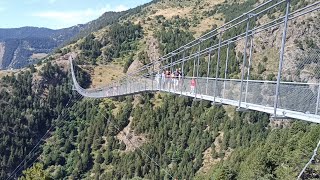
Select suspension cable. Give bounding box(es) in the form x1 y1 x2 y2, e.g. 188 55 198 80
15 96 89 179
6 93 83 180
297 139 320 179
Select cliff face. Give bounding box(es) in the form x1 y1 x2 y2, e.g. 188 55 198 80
0 38 56 69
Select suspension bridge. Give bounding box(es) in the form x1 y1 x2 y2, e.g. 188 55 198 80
5 0 320 179
70 0 320 124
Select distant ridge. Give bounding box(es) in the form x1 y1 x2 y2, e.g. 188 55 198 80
0 0 158 70
0 25 85 69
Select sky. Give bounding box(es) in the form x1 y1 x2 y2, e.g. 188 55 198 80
0 0 152 29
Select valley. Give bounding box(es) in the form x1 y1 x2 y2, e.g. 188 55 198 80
0 0 320 179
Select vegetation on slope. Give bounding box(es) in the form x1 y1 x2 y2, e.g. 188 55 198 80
0 62 68 179
19 93 320 179
76 22 143 66
0 60 90 179
2 0 320 179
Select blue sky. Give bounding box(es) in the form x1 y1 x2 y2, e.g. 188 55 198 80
0 0 152 29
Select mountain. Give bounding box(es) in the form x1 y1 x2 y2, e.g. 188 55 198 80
1 0 320 179
72 0 158 40
0 0 155 70
0 25 86 70
0 26 85 42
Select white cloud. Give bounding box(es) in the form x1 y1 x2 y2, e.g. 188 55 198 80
31 4 128 29
115 5 128 12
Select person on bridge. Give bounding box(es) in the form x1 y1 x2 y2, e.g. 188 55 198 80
171 70 176 91
166 70 171 90
155 71 161 89
191 78 196 94
161 70 166 89
177 68 183 90
174 69 179 91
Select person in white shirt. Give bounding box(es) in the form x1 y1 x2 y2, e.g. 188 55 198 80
161 70 166 89
155 71 161 89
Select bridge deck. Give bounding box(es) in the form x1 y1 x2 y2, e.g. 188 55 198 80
71 70 320 123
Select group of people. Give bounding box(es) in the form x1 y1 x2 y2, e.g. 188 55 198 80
156 68 184 91
155 68 197 94
102 68 197 97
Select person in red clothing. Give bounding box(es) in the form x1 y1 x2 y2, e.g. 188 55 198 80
190 78 196 94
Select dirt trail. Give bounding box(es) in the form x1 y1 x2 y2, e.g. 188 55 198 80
146 36 161 71
197 132 233 175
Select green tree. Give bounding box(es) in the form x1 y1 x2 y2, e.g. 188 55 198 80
19 163 51 180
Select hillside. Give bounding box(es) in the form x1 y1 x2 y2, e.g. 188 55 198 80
0 26 87 70
0 60 75 179
0 0 157 71
0 26 84 42
1 0 320 179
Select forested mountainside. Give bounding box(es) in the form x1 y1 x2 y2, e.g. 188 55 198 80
1 0 320 179
0 59 92 179
60 0 319 87
0 26 86 70
24 93 320 179
2 63 319 179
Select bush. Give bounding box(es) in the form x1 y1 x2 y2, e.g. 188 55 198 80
258 62 266 74
123 54 134 73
